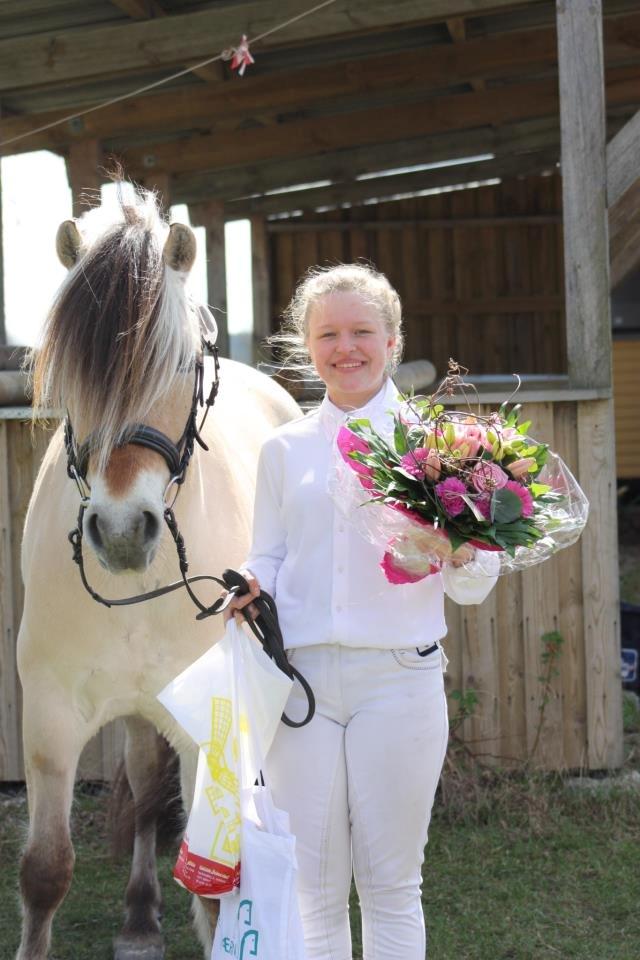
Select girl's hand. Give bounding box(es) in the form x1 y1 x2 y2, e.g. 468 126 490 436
449 544 475 568
222 570 261 624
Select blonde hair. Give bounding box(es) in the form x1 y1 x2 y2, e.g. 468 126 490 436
270 263 404 381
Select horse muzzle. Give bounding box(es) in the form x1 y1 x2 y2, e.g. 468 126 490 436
83 504 162 572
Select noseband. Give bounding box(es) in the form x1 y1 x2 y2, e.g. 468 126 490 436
63 336 314 728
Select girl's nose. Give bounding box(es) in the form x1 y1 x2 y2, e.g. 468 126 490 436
336 334 356 352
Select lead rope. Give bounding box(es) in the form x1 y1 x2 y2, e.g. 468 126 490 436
68 502 315 728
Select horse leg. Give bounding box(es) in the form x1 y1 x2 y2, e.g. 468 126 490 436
178 746 219 958
16 692 82 960
114 717 169 960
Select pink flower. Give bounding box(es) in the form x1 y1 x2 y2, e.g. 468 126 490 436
452 422 485 459
507 456 536 479
505 479 534 518
400 447 441 481
475 494 492 520
337 426 374 489
471 461 509 494
435 477 467 517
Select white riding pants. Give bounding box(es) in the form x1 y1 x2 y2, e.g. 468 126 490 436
266 643 449 960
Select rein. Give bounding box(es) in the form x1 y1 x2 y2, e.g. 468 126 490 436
63 338 315 728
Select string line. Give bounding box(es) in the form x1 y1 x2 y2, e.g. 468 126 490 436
0 0 339 150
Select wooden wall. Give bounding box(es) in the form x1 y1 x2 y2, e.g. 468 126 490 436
612 338 640 479
0 396 622 779
444 399 621 770
0 415 124 782
269 174 567 378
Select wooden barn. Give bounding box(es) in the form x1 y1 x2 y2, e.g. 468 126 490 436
1 0 638 779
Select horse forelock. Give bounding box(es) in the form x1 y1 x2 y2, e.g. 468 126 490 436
33 191 200 471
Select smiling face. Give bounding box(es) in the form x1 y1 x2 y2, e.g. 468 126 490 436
306 291 396 410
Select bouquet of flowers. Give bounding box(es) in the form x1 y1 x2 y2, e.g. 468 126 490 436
332 364 589 584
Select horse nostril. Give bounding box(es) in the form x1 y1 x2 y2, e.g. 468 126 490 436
87 512 103 549
142 510 160 546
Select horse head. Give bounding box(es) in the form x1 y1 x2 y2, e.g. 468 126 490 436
33 190 208 573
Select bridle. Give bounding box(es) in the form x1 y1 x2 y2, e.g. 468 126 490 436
65 333 222 615
63 331 314 728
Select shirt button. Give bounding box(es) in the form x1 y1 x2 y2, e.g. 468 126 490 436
337 565 344 574
336 605 343 612
338 525 345 533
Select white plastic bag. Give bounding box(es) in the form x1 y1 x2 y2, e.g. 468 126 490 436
157 618 293 897
211 631 307 960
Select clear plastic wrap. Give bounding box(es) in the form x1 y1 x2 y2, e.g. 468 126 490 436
329 402 589 582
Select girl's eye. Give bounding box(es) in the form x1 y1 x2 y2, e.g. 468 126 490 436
320 332 335 339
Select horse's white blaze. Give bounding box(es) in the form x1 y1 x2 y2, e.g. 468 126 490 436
85 465 166 571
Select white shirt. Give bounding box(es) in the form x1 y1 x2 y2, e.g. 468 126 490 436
245 379 497 650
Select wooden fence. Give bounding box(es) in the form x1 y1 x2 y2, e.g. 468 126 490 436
0 391 622 780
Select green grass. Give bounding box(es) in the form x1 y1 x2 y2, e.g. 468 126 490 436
2 762 640 960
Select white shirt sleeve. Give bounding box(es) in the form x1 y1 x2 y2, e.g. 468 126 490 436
244 442 287 598
441 550 500 606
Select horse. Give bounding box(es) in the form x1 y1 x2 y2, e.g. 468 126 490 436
15 188 299 960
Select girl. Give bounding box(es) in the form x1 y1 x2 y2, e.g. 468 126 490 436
228 264 497 960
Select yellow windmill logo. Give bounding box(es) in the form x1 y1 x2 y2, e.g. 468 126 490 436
201 697 241 866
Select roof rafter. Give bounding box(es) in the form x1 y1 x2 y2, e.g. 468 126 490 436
0 0 546 93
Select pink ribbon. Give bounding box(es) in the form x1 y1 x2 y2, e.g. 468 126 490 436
229 35 255 76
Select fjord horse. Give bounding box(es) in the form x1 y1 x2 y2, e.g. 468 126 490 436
16 190 298 959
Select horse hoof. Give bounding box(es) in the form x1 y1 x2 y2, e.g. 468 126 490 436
113 934 165 960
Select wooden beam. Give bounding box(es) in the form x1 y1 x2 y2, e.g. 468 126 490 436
189 201 229 358
557 1 622 771
250 216 271 362
0 0 539 93
66 138 102 218
446 17 486 93
5 9 640 159
122 78 561 178
609 177 640 287
606 107 640 207
109 0 224 84
267 214 561 232
120 64 640 181
557 0 612 391
0 23 560 157
172 118 565 205
226 151 558 218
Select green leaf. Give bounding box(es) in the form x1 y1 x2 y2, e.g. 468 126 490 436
393 419 408 455
491 487 524 524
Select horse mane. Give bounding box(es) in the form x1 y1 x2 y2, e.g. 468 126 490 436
32 187 201 470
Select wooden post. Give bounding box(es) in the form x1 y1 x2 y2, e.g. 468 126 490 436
189 201 229 358
556 0 611 391
556 1 623 768
66 139 102 218
251 216 271 365
0 421 17 778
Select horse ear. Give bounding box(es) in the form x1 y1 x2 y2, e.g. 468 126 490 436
163 223 197 273
56 219 83 269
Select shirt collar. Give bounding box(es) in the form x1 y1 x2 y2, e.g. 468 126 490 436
318 378 400 440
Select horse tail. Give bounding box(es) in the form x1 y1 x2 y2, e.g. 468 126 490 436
107 738 184 857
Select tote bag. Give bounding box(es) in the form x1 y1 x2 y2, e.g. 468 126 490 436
157 618 293 898
211 632 307 960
